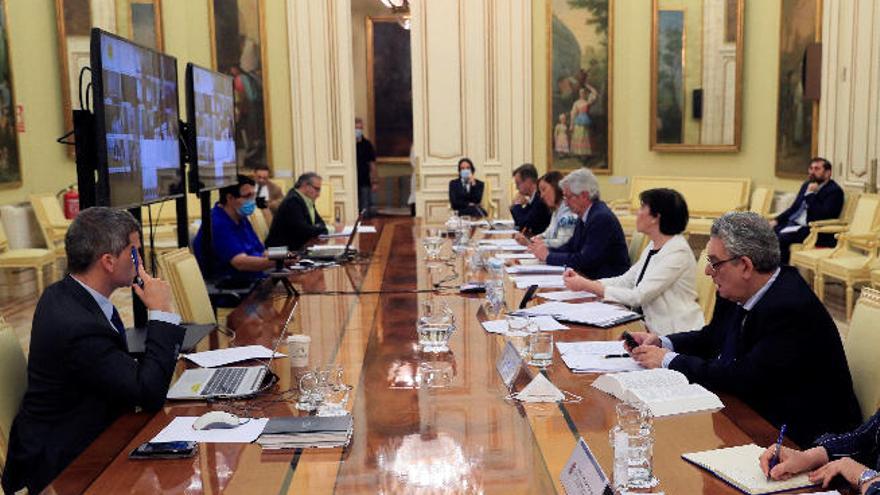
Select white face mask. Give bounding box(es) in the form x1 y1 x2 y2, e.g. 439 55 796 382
355 129 363 140
460 169 472 180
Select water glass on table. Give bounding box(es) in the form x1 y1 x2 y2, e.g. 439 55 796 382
527 332 553 368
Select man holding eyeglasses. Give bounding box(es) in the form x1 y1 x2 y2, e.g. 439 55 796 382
625 212 860 447
266 172 330 251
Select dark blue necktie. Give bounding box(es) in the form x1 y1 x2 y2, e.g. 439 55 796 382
110 307 126 337
719 306 748 364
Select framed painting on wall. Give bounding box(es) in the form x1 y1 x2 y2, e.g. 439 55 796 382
775 0 821 178
549 0 613 174
655 10 684 145
0 0 20 187
56 0 162 157
209 0 271 172
366 16 413 161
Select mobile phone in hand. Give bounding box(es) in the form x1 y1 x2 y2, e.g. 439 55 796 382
131 247 144 289
621 331 639 351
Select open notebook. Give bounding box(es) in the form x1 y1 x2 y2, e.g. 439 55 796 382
682 444 818 495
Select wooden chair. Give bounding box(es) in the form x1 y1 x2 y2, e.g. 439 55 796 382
250 208 270 242
815 232 880 320
790 190 861 255
627 230 648 265
695 248 716 322
844 287 880 420
791 193 880 288
0 222 56 296
749 186 774 218
0 317 27 474
161 250 216 325
29 193 69 259
315 181 335 222
481 177 496 219
872 268 880 290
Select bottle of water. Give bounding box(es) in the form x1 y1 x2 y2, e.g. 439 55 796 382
486 257 505 312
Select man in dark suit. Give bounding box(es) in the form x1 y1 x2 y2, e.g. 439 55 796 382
771 157 844 264
510 163 551 235
629 212 861 447
2 207 184 494
530 168 629 279
265 172 330 251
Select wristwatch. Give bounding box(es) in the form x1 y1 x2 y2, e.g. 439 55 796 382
859 468 880 489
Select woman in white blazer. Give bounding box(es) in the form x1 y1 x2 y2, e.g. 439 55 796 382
562 188 704 335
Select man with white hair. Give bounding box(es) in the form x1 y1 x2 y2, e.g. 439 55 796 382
529 168 629 279
626 212 860 447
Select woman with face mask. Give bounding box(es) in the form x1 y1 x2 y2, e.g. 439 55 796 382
448 157 487 218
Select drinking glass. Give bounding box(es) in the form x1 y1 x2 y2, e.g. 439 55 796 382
506 315 530 357
527 332 553 368
296 371 320 411
422 228 443 260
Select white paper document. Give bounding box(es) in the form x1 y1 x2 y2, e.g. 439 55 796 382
183 345 286 368
481 315 569 334
319 225 377 238
478 244 529 252
505 264 566 274
555 341 643 373
151 416 269 444
511 275 566 289
494 253 537 260
482 229 519 235
778 225 802 234
537 290 595 301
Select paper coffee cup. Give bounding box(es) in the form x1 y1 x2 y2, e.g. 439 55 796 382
287 334 311 367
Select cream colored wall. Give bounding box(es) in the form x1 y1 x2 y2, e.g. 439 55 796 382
533 0 803 202
0 0 78 206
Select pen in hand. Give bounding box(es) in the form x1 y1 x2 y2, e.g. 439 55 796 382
766 423 787 481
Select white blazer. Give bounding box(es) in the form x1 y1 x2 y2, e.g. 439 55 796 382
600 234 704 335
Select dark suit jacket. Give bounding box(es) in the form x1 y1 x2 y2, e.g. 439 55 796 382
667 267 861 447
265 190 329 251
448 179 487 218
2 276 184 494
545 200 630 279
510 190 552 235
776 179 844 247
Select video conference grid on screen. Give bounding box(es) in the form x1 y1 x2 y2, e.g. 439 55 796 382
191 65 236 191
99 32 181 207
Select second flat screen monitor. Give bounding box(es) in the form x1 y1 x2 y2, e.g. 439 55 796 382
186 64 237 192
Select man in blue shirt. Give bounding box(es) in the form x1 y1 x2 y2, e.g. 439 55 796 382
193 175 275 287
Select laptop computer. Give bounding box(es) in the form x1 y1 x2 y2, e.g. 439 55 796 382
304 210 365 262
166 298 298 400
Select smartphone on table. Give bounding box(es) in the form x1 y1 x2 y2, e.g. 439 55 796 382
129 441 197 460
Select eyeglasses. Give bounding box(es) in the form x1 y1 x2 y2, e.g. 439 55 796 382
309 183 322 192
706 256 738 274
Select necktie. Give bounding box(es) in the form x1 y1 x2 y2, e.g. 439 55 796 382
110 307 126 337
719 306 747 364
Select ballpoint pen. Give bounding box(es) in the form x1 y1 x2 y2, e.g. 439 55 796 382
767 423 787 481
603 354 629 359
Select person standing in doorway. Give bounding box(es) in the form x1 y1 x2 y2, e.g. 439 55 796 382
355 117 377 218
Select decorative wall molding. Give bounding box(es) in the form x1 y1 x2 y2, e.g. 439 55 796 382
287 0 357 223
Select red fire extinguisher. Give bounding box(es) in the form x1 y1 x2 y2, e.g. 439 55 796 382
63 187 79 219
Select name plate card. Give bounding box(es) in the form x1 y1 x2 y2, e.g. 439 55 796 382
496 341 524 389
561 437 612 495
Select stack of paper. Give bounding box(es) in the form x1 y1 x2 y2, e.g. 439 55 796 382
494 253 536 260
319 225 378 238
537 290 595 301
555 341 643 373
512 301 641 327
505 264 566 275
482 229 519 235
257 415 354 450
511 275 566 289
182 345 286 368
478 244 528 252
682 444 817 494
481 315 569 334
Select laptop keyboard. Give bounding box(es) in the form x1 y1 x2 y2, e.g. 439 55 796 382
201 367 247 396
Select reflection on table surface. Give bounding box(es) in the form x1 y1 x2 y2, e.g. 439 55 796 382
50 218 792 495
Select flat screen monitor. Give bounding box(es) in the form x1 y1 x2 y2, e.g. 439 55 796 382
185 63 237 193
90 28 183 208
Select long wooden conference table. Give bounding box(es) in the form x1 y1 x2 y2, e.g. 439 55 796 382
46 217 811 494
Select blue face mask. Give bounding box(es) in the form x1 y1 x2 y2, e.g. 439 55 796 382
355 129 364 140
238 199 256 217
460 169 472 180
